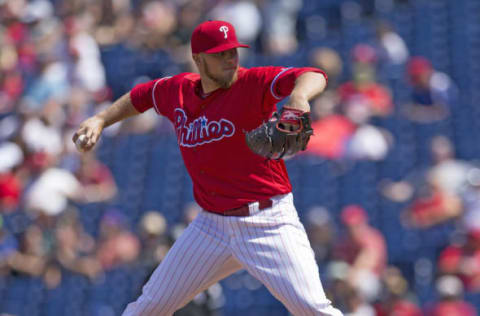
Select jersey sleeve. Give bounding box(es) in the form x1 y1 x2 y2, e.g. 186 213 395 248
271 67 327 100
130 77 171 115
250 66 328 113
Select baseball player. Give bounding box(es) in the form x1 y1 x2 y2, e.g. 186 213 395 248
73 20 343 316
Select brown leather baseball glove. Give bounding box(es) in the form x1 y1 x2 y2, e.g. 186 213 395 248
245 107 313 160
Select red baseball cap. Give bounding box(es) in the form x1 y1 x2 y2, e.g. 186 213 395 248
341 205 368 226
407 56 433 78
191 20 250 54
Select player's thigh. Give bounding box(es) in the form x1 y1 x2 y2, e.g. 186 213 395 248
122 218 233 315
230 205 342 316
176 255 243 309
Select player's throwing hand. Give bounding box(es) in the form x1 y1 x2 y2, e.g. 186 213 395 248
72 116 105 152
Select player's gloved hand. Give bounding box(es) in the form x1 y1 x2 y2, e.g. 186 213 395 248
72 116 105 152
245 107 314 160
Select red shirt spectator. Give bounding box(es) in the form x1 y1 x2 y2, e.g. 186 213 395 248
426 300 477 316
0 172 22 211
438 231 480 291
375 300 423 316
334 205 388 276
305 114 356 159
338 81 393 116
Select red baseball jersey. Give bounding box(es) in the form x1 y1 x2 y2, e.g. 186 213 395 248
130 66 327 213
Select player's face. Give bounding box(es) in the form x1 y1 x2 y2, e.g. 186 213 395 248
198 48 239 89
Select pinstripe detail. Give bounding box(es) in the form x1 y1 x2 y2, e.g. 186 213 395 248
250 206 301 311
270 203 310 316
154 214 217 314
279 204 319 315
242 211 291 304
270 67 292 100
163 237 220 312
178 253 236 308
272 204 309 315
163 213 225 311
278 202 318 315
139 224 202 315
123 195 342 316
230 215 258 274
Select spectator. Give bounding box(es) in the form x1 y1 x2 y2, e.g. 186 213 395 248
403 56 458 123
375 267 422 316
138 210 171 268
305 90 392 162
23 153 84 217
374 20 409 67
438 230 480 292
339 44 393 117
309 47 344 89
0 215 18 275
305 44 393 162
325 261 352 312
304 90 356 160
53 209 102 280
209 0 261 47
259 0 302 56
344 286 376 316
7 222 50 278
381 135 468 228
66 12 107 94
0 141 23 212
96 209 140 270
73 152 117 203
304 206 335 263
0 170 22 213
333 205 387 301
458 167 480 233
425 275 477 316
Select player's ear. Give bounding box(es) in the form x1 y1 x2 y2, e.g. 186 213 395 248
192 53 200 65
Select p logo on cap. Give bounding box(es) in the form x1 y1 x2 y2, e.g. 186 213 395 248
191 20 250 54
219 26 229 39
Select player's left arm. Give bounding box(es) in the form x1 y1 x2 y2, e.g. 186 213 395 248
278 71 327 131
284 71 327 112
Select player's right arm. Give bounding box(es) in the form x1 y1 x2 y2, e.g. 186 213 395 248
72 92 140 152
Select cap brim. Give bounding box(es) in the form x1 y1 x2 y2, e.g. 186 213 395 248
204 43 250 54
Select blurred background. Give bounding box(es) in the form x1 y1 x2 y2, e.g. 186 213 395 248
1 0 480 315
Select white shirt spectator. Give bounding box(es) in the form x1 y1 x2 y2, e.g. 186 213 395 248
0 142 24 173
25 168 82 216
21 118 63 156
70 32 106 92
379 31 409 65
210 1 262 44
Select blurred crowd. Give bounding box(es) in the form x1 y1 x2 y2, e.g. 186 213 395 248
1 0 480 315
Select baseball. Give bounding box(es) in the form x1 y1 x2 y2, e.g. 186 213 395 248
75 134 88 152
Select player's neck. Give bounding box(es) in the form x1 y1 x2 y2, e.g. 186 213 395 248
200 78 220 95
199 77 221 94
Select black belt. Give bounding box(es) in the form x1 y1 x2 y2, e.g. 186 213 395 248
220 199 273 216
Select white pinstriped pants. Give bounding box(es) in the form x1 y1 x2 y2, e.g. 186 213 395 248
122 193 343 316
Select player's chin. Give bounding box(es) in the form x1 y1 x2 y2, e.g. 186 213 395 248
221 71 238 88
